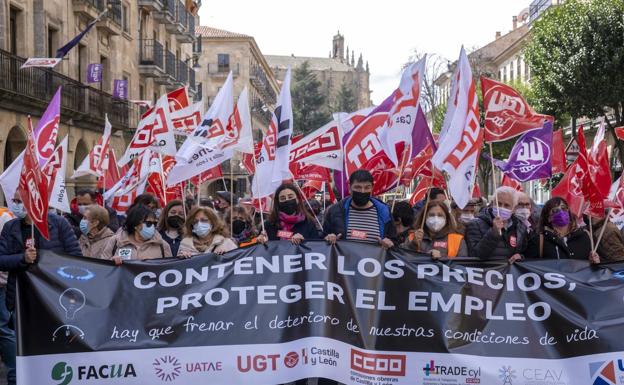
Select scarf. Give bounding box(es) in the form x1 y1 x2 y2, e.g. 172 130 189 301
233 228 254 243
279 212 305 233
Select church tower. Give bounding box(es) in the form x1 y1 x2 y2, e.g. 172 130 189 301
332 31 345 62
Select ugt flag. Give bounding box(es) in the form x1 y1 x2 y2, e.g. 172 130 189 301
490 120 554 182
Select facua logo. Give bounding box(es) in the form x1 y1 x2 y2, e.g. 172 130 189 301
52 362 136 383
589 360 624 385
153 355 182 382
51 362 73 385
350 348 406 376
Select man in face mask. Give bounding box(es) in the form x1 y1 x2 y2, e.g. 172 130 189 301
514 192 534 232
323 170 396 248
465 186 528 263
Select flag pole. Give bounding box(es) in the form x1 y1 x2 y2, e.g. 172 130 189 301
392 144 411 213
290 172 323 232
322 182 326 213
593 208 612 253
230 160 234 235
158 153 168 206
420 174 435 230
589 215 595 251
488 142 502 236
180 183 187 220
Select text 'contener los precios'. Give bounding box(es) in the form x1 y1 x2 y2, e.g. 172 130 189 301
132 252 575 321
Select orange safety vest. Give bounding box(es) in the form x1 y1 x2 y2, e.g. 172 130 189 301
409 232 464 258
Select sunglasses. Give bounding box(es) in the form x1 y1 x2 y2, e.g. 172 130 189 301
144 221 158 227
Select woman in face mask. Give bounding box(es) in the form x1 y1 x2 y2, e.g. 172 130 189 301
405 202 468 260
525 197 600 262
157 200 185 257
79 205 115 258
177 207 237 257
102 204 172 264
257 183 321 245
224 206 258 247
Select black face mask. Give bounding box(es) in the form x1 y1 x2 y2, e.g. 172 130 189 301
232 220 247 235
351 191 371 206
166 215 184 229
279 199 298 215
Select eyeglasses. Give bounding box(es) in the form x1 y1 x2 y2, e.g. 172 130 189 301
144 221 158 227
550 207 568 215
516 202 531 208
11 199 22 204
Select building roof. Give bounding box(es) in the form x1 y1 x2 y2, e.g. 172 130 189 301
470 24 530 62
195 26 251 39
265 55 355 72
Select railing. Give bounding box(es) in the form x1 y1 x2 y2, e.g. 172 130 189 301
106 1 122 26
177 60 188 84
188 12 195 35
0 48 138 130
165 51 176 78
207 63 240 75
250 63 276 103
177 0 188 28
164 0 175 17
139 39 164 69
194 82 202 102
189 69 196 91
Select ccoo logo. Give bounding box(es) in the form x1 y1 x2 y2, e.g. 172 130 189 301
51 361 73 385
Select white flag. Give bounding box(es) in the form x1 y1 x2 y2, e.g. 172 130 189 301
0 152 24 203
289 118 343 171
118 109 156 166
379 56 426 166
149 93 177 157
171 101 203 136
43 136 70 213
252 68 293 198
431 47 482 209
73 114 112 178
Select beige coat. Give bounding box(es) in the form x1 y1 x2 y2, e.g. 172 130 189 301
102 230 172 261
79 227 115 258
177 234 237 257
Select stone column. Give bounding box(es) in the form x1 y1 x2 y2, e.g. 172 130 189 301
33 0 45 57
0 0 6 51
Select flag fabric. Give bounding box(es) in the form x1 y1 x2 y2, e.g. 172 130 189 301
481 76 552 142
615 126 624 141
0 152 24 206
118 108 155 166
189 165 223 187
171 101 203 136
252 69 293 198
55 19 97 58
589 118 612 199
242 143 261 175
42 136 70 213
72 114 112 178
33 87 62 168
145 153 167 207
86 63 102 83
167 87 253 186
290 163 331 183
609 176 624 209
552 129 567 174
18 119 50 239
431 47 482 209
409 176 433 206
489 120 554 182
149 93 177 157
289 118 343 171
379 57 426 166
112 80 128 99
97 149 123 190
502 174 523 191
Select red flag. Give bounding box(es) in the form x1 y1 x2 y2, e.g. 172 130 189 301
502 174 523 191
615 126 624 141
409 177 432 206
472 183 482 198
190 165 223 187
18 118 50 239
589 121 612 199
481 76 552 142
97 149 124 190
552 129 566 174
290 163 331 183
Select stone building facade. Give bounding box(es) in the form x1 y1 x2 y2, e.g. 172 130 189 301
265 31 371 112
0 0 200 203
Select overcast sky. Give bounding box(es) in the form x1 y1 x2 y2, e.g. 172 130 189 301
199 0 529 105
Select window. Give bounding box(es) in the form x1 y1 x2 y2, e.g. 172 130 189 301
47 27 58 58
218 54 230 72
122 4 129 33
517 56 522 81
510 62 515 82
9 8 19 55
139 84 145 100
100 56 109 92
78 45 87 82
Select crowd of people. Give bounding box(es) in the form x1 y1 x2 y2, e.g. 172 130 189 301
0 169 622 385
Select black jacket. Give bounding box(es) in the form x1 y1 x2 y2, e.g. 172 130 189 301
322 197 397 241
264 218 321 241
159 229 183 257
525 227 592 260
465 208 528 260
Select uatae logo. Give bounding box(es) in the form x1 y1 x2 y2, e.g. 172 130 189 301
589 360 624 385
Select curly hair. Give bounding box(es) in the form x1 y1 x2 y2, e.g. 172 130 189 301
183 206 229 240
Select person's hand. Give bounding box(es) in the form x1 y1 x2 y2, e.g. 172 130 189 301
430 249 442 260
24 247 37 264
379 238 394 249
214 247 227 255
112 256 123 266
257 231 268 244
413 229 424 245
589 251 600 264
291 233 304 245
508 254 523 264
178 250 193 259
324 233 341 245
493 216 505 232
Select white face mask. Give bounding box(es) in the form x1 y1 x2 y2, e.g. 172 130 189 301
459 213 475 223
515 208 531 221
426 216 446 232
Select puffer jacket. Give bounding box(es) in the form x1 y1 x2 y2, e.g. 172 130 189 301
525 227 593 260
0 214 81 310
322 197 396 241
465 208 528 260
79 227 115 258
590 219 624 262
101 230 172 260
177 234 237 256
402 229 468 258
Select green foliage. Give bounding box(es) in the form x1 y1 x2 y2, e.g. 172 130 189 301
335 81 358 113
291 61 331 135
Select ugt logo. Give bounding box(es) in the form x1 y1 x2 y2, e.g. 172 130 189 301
51 361 73 385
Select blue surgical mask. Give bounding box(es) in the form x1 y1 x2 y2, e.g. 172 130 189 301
79 218 90 236
153 209 162 219
139 223 156 240
193 222 212 237
77 205 88 215
9 201 26 219
493 207 512 221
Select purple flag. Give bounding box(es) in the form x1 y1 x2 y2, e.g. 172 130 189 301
56 19 97 58
86 63 102 83
113 79 128 99
491 120 553 182
33 87 62 168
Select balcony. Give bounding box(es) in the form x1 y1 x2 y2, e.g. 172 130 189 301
207 63 240 77
192 36 202 56
176 60 189 85
165 1 186 35
251 96 271 126
250 63 276 104
0 48 139 132
72 0 101 20
96 1 122 36
138 39 165 78
189 69 196 91
154 0 176 24
194 82 202 102
138 0 164 12
155 50 177 86
179 11 195 43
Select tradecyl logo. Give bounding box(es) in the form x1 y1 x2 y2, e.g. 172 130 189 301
350 349 406 376
51 362 73 385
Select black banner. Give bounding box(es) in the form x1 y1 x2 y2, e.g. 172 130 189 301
16 241 624 385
